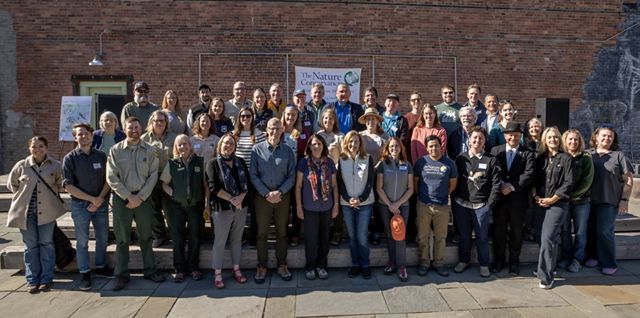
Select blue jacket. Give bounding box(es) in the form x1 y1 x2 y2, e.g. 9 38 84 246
92 129 125 150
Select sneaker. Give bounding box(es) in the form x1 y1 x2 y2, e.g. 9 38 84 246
95 266 115 278
602 267 617 275
398 266 408 282
79 272 92 291
490 261 505 273
539 280 554 289
112 276 129 291
417 266 429 276
289 237 299 247
316 268 329 280
362 267 372 279
433 266 450 277
454 262 469 273
144 272 166 283
305 270 317 280
567 260 582 273
277 264 293 281
348 266 361 278
584 259 598 268
479 266 491 277
383 264 397 275
254 266 267 284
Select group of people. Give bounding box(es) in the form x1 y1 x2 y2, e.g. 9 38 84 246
5 80 633 293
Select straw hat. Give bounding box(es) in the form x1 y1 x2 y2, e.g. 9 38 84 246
358 107 383 125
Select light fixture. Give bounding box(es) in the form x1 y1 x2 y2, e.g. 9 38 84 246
89 29 112 66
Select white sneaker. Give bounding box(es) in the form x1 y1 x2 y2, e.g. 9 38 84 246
539 280 554 289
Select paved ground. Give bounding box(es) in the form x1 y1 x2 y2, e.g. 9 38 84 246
0 261 640 318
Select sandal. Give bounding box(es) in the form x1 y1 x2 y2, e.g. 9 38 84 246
214 272 225 289
190 270 203 281
232 268 248 284
174 272 185 283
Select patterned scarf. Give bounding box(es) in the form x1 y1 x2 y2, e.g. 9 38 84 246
307 156 330 201
216 154 248 197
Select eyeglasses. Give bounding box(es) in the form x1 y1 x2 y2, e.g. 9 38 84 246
240 114 252 119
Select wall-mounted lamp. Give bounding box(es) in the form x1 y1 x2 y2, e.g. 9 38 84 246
89 29 112 66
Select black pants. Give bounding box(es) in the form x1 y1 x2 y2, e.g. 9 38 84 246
493 198 526 264
167 200 203 273
303 209 331 270
289 191 302 239
151 187 171 240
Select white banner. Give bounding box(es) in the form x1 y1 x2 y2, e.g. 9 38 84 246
59 96 92 141
294 66 361 104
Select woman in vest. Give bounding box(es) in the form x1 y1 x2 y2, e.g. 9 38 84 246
160 135 209 283
338 131 376 279
376 137 414 281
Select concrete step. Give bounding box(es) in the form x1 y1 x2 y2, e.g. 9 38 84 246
2 232 639 270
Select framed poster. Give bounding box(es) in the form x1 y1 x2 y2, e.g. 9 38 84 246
59 96 92 141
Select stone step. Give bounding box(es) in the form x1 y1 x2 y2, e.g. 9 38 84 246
2 232 639 270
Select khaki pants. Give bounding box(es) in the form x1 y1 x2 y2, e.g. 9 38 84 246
416 201 449 267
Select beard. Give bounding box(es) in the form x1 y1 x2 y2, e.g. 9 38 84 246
135 94 149 105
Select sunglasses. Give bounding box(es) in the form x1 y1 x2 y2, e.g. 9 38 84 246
240 114 253 119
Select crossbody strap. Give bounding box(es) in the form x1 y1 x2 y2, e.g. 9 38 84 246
30 165 64 204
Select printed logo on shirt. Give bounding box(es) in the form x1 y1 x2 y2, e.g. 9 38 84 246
194 166 201 173
440 165 447 172
221 126 227 133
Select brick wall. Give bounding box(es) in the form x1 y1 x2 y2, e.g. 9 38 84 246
0 0 627 169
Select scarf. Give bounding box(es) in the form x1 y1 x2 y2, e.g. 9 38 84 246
307 156 331 201
216 154 248 197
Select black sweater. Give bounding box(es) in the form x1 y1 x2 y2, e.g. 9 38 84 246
453 151 502 209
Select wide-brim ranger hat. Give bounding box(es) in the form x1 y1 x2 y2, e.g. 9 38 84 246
358 107 384 125
503 122 523 133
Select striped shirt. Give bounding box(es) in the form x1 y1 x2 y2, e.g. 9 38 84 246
236 129 266 168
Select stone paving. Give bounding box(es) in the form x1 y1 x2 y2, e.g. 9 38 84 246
0 261 639 317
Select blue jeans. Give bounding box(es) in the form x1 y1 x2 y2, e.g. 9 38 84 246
71 200 109 273
20 207 55 285
342 204 372 267
561 202 590 262
452 201 491 266
589 203 619 269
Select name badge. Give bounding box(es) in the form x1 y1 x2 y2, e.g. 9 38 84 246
221 126 227 133
399 165 408 171
304 121 311 127
194 166 201 173
391 126 398 132
478 163 487 170
177 167 185 171
93 163 102 169
300 134 307 140
194 143 201 149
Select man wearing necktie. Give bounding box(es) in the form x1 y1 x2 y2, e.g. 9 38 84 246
489 122 535 276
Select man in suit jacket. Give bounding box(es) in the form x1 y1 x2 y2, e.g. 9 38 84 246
490 122 535 276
